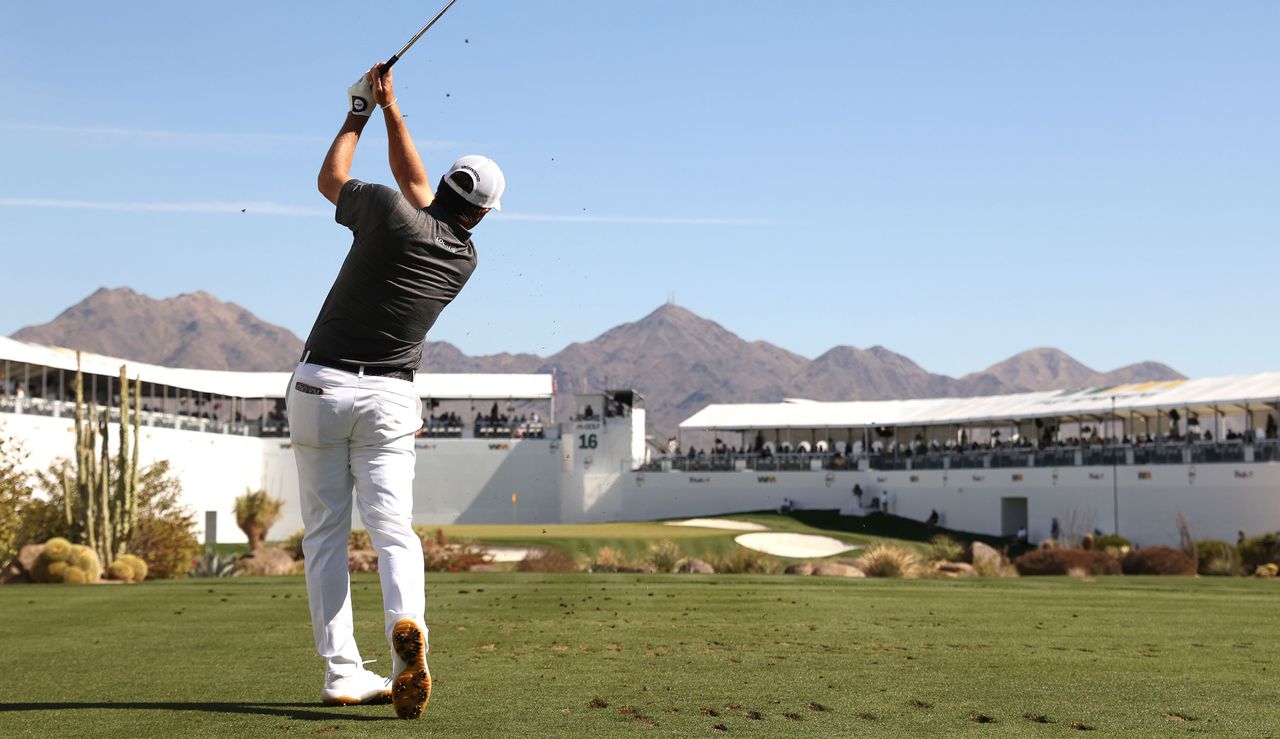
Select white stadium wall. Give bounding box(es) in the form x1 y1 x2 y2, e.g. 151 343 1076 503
5 413 266 545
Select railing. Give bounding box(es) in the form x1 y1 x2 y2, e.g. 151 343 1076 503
642 439 1280 473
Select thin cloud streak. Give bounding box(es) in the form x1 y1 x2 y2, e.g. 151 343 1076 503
0 198 329 217
0 197 772 225
496 212 774 226
3 122 456 149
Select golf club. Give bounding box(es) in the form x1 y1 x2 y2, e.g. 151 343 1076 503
381 0 462 75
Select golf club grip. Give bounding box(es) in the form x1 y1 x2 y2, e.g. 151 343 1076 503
380 55 400 76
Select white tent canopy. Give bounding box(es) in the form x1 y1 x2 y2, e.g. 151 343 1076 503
0 337 553 400
679 374 1280 431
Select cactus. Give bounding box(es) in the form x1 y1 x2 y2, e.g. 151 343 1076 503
46 561 68 580
44 537 73 562
109 553 149 582
62 567 87 584
60 354 141 567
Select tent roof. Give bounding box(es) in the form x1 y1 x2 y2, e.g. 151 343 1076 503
0 337 553 400
679 374 1280 431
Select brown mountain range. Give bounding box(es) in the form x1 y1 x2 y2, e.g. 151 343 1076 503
12 289 1185 433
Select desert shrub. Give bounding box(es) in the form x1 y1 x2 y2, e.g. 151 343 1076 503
189 550 241 577
924 535 965 563
127 463 200 579
349 528 373 551
1014 549 1121 576
646 540 684 573
234 488 284 552
1121 546 1197 576
712 548 781 575
1238 533 1280 573
1093 534 1132 557
423 537 491 572
282 529 306 560
517 547 579 573
856 544 922 578
0 428 37 566
1195 540 1241 577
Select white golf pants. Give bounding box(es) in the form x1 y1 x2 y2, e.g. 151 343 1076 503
287 361 426 677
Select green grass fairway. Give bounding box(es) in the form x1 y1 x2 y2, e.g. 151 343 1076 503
1 576 1276 737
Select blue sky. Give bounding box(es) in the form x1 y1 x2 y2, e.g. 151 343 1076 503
1 1 1276 379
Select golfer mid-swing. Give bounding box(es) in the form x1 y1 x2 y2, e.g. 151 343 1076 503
287 64 504 719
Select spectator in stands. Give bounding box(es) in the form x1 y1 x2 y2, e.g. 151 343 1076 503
853 484 863 507
925 509 939 528
879 490 890 514
583 404 594 419
1268 414 1278 439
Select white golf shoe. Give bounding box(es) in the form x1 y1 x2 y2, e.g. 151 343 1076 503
390 618 431 720
320 667 392 706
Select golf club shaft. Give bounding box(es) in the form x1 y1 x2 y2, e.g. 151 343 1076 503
381 0 462 75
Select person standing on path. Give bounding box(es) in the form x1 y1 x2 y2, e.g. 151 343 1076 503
287 63 505 719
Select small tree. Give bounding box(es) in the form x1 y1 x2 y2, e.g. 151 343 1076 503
234 488 284 551
0 425 36 565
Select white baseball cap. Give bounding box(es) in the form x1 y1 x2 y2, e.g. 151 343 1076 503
444 155 505 211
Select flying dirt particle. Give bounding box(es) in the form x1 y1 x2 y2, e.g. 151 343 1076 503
446 93 451 97
241 208 246 213
465 38 469 43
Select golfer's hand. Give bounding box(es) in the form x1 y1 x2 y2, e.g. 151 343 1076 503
367 64 394 108
348 74 375 117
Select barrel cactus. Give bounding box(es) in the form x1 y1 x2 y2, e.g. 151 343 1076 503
43 537 73 562
31 538 102 584
108 553 149 583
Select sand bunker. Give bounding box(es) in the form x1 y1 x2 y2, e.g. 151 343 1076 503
482 546 537 563
733 533 859 558
665 518 768 531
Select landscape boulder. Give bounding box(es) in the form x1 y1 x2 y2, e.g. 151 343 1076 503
235 547 298 576
811 562 865 578
970 542 1004 569
18 544 44 574
678 558 715 574
784 562 814 576
933 561 977 578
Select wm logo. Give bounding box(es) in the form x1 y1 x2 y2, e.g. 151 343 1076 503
488 443 510 451
757 476 777 484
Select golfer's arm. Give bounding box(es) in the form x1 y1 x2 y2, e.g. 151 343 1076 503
318 114 369 206
383 106 433 209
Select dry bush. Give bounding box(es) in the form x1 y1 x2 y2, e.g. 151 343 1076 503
712 548 781 574
1195 540 1240 577
1238 533 1280 573
1014 549 1121 576
1120 546 1196 576
646 540 684 573
233 488 284 552
517 547 579 573
127 463 200 579
282 529 305 560
971 556 1019 578
855 544 922 578
348 528 373 551
924 535 965 563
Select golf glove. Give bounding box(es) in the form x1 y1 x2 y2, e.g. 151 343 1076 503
348 76 375 117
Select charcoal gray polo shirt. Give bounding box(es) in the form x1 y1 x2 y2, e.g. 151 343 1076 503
303 179 477 369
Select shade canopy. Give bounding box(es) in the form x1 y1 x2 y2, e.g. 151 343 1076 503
0 337 553 400
679 374 1280 431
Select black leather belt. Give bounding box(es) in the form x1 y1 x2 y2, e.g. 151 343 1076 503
303 352 415 382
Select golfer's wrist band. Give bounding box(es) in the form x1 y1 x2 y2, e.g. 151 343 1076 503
382 98 398 111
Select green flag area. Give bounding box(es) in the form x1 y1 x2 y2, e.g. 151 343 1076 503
1 575 1275 737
